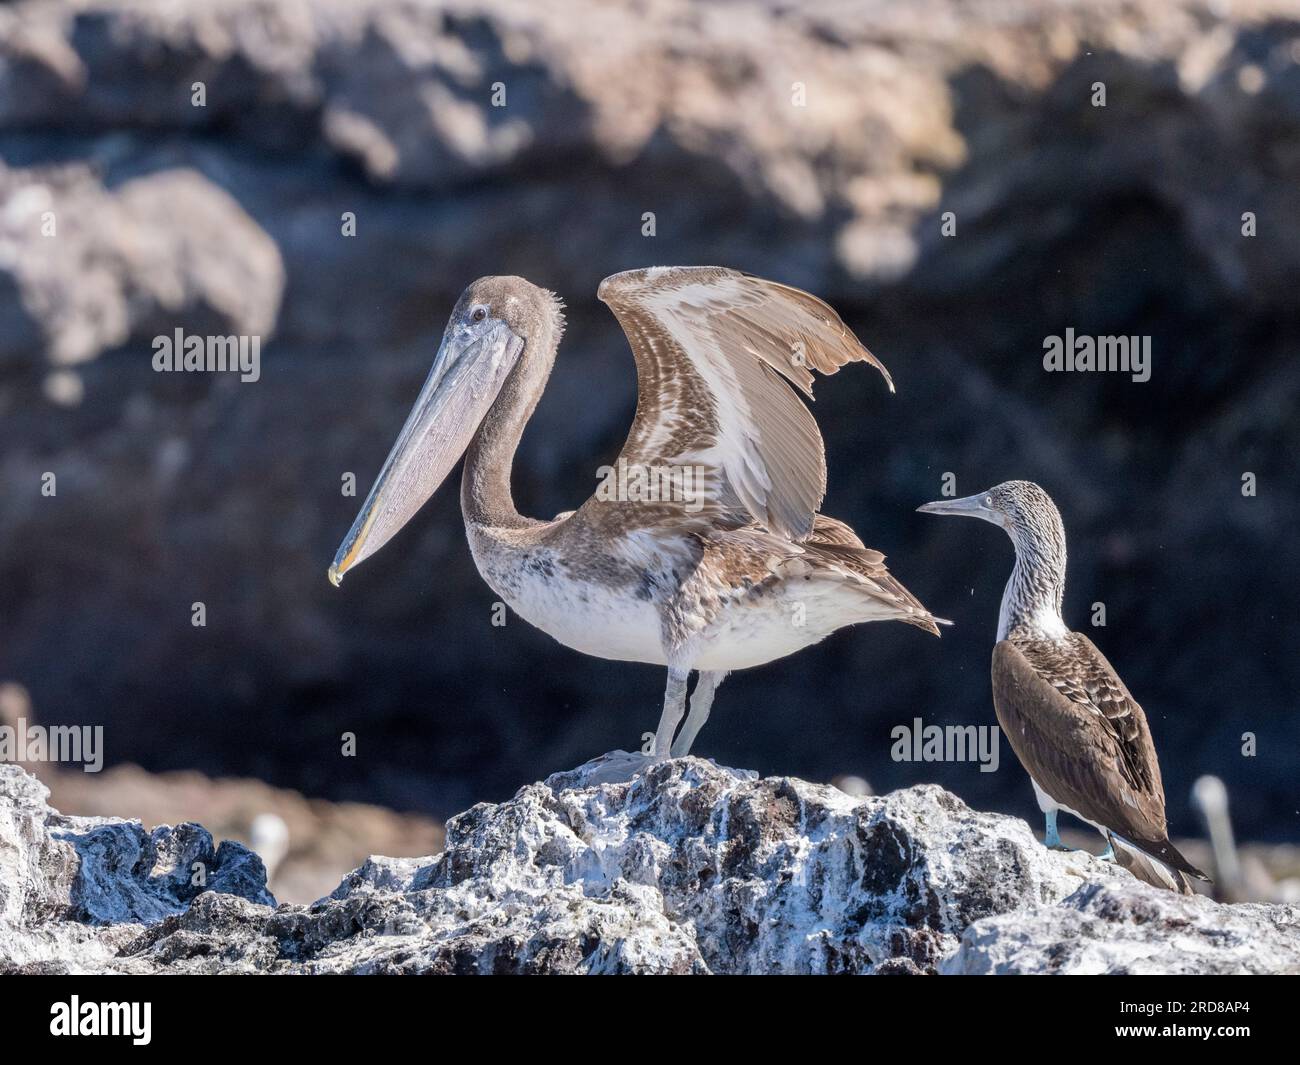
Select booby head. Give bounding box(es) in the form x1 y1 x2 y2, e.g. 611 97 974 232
329 276 563 586
916 480 1064 556
917 480 1068 640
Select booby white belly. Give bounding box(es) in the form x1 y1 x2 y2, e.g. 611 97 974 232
1031 778 1108 839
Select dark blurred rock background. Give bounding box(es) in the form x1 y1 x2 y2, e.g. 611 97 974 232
0 0 1296 839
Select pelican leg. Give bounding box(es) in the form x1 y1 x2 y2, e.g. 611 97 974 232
582 669 691 785
671 671 729 758
651 668 690 760
1098 838 1117 862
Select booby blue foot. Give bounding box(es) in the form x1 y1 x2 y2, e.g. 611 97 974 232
1043 810 1075 851
1098 840 1116 862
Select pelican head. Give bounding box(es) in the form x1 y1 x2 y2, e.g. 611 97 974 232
329 276 561 586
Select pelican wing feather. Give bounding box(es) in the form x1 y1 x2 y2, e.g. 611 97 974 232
596 266 891 540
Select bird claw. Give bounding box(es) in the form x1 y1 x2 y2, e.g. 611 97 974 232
582 749 660 785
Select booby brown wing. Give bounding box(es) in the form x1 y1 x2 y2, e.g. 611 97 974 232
991 634 1208 881
595 267 892 540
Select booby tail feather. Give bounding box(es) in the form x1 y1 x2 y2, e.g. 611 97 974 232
1111 834 1205 895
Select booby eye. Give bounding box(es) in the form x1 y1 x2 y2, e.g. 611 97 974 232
470 305 488 323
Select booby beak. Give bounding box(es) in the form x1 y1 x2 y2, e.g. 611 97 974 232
329 320 523 586
916 492 1002 526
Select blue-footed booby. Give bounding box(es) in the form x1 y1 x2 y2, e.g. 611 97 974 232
918 480 1209 894
329 268 941 777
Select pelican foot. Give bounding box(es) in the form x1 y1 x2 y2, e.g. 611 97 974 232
1098 841 1117 862
582 749 659 785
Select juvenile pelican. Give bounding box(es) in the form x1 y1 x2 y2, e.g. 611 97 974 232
919 481 1209 894
330 268 941 775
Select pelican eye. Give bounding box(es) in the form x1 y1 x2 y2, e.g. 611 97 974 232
470 305 488 323
984 495 993 506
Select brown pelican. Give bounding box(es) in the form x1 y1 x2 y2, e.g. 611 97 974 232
918 480 1209 894
330 268 941 777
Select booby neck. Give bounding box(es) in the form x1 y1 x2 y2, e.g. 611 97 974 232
997 511 1068 643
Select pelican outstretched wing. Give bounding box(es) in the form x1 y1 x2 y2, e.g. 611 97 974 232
595 266 892 540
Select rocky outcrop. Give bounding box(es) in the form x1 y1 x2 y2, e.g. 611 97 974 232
3 760 1296 975
0 763 272 972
